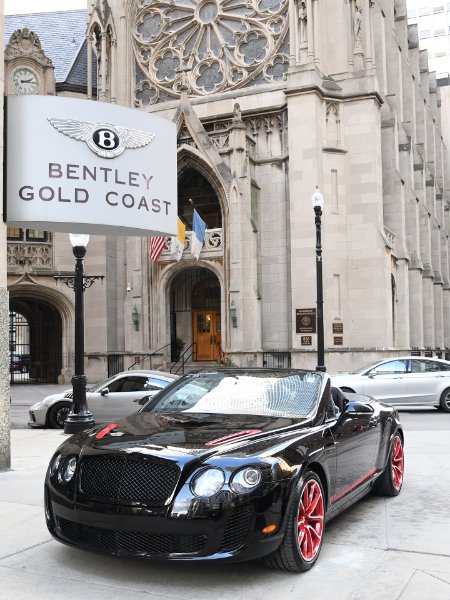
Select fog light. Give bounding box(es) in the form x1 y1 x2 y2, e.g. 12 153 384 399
230 467 262 493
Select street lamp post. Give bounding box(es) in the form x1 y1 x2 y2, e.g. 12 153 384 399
61 234 96 434
312 187 326 372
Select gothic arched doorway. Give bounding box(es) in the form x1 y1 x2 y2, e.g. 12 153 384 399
170 267 221 362
9 297 62 384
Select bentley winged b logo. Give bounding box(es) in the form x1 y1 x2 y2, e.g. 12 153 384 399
47 118 155 159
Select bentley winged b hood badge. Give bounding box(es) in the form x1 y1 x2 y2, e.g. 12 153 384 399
47 118 155 159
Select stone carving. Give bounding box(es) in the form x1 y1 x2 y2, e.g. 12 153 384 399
5 28 53 66
160 229 223 260
7 243 53 270
297 0 307 62
353 2 363 47
133 0 289 104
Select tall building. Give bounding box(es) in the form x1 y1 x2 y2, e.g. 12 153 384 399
407 0 450 77
4 0 450 388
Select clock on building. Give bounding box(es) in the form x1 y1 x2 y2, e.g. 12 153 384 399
12 67 40 95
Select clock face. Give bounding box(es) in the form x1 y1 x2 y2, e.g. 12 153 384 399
12 67 39 95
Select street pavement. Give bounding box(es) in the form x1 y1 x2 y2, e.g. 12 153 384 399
1 387 450 600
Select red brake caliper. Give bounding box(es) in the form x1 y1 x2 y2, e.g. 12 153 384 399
391 436 404 490
297 480 324 561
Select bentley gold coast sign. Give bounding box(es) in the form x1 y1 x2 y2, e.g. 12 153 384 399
5 95 177 236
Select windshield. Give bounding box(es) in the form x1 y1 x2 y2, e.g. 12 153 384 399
143 371 323 418
350 362 380 375
88 374 122 393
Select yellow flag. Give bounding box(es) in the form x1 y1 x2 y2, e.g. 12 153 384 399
172 217 186 261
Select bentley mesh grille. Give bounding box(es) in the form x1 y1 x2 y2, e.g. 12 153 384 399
220 505 253 552
57 518 207 555
80 456 179 503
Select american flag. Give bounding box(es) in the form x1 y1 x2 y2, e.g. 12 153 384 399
149 236 165 263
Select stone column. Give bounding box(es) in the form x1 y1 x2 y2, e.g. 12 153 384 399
434 275 444 349
395 259 410 349
87 33 93 100
227 105 262 359
422 269 435 349
100 31 107 101
289 0 296 66
110 38 117 103
312 0 320 65
307 0 314 61
409 267 424 349
363 0 373 69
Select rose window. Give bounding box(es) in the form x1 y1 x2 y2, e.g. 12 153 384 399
133 0 289 103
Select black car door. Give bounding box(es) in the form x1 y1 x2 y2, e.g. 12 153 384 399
330 398 380 506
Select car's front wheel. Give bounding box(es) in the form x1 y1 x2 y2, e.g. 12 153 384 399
439 388 450 412
48 402 71 429
265 471 325 572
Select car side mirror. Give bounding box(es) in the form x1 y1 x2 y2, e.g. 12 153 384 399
134 396 149 406
100 387 109 396
341 401 374 418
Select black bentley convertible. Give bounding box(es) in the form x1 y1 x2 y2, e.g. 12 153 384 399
45 368 404 572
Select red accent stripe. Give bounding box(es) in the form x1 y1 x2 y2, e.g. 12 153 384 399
205 429 262 447
330 467 377 504
95 423 118 440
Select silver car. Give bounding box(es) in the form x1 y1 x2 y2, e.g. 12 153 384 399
28 370 179 428
332 356 450 411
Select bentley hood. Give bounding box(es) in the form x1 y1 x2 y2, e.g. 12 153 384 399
81 411 310 461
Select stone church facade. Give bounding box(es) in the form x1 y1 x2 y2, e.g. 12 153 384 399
5 0 450 383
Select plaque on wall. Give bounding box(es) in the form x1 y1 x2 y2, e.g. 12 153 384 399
424 350 433 357
296 309 316 334
332 322 343 334
410 350 421 356
301 336 312 346
333 337 343 346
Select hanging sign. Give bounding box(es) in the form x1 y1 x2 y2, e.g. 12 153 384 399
5 95 177 236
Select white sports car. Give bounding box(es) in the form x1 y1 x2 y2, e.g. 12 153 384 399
332 356 450 411
28 370 179 428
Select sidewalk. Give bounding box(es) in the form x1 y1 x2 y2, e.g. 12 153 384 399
1 427 450 600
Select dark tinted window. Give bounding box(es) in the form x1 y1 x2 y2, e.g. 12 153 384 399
410 360 441 373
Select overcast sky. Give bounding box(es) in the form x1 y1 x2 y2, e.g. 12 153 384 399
5 0 88 15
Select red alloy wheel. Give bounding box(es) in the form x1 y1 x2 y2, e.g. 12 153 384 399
297 480 324 561
391 435 404 491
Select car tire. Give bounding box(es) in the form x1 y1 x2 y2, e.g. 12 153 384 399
21 365 28 374
439 388 450 413
373 433 404 496
265 471 325 572
48 402 71 429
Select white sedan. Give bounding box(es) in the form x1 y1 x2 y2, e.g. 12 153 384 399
28 370 179 428
332 356 450 411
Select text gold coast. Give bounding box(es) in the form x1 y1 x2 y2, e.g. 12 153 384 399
17 162 172 215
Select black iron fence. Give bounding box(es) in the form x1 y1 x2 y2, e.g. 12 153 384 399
262 351 292 369
107 354 124 377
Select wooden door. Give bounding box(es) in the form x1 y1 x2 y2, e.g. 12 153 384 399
193 310 220 360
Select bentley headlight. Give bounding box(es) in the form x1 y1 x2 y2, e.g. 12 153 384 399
60 457 77 483
191 468 225 497
50 453 61 477
230 467 262 494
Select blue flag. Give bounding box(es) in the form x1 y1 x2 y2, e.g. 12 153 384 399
191 209 206 259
